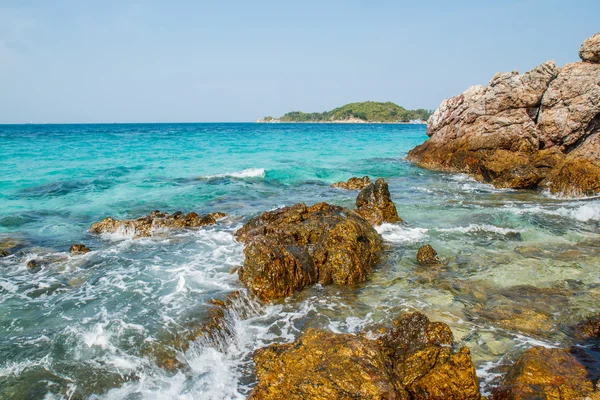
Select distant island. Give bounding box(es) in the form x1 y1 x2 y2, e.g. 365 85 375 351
257 101 432 124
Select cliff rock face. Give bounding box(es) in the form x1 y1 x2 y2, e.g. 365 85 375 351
235 202 383 301
407 33 600 197
249 312 481 400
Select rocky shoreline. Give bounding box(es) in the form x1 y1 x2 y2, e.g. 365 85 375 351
407 33 600 198
2 172 600 398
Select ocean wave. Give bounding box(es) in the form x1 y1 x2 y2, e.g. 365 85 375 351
435 224 524 235
205 168 266 179
504 202 600 222
375 223 428 243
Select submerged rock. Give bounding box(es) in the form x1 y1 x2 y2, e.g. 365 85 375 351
407 33 600 197
575 314 600 339
90 210 227 238
235 202 383 301
416 244 439 264
249 311 481 400
69 244 90 254
356 178 402 225
331 176 372 190
492 346 595 399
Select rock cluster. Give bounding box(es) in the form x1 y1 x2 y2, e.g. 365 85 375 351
235 202 383 301
356 178 402 225
407 33 600 197
331 176 372 190
492 346 597 399
249 312 481 400
90 210 227 238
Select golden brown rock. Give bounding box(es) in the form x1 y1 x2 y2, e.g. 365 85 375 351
356 178 402 225
90 210 227 238
69 244 90 254
331 176 372 190
249 312 481 400
492 347 595 400
236 203 382 301
575 314 600 339
250 329 400 400
0 249 8 257
545 157 600 197
416 244 439 265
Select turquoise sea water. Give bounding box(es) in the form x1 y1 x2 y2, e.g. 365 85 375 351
1 123 599 399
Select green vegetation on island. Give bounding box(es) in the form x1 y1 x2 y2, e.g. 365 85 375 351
260 102 432 123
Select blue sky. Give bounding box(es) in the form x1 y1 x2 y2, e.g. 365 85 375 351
0 0 598 123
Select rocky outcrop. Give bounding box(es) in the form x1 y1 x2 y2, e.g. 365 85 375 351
90 210 227 238
331 176 372 190
249 311 481 400
416 244 439 264
356 178 402 225
492 346 596 399
235 202 383 301
0 249 8 257
580 32 600 63
69 244 90 254
407 33 600 197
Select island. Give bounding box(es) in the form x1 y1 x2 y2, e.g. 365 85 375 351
257 101 432 124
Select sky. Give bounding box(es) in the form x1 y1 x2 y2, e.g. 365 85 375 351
0 0 598 123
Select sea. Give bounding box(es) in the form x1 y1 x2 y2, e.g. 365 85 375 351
1 123 599 399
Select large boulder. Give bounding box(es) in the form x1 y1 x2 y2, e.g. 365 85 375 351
492 346 595 399
356 178 402 225
580 32 600 63
250 329 399 400
331 176 372 190
407 33 600 197
90 210 226 238
235 202 382 301
249 312 481 400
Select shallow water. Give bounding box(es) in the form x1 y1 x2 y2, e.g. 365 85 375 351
0 123 599 399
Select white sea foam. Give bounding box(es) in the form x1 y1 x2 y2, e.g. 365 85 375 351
375 223 428 243
504 201 600 222
436 224 524 235
206 168 266 179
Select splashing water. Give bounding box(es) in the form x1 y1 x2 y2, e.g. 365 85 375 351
1 123 599 398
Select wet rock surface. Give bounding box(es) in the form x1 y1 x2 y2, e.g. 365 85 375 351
331 176 372 190
356 178 402 225
69 243 90 254
491 346 596 400
90 210 227 238
249 311 481 400
416 244 439 264
235 202 383 301
407 33 600 197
